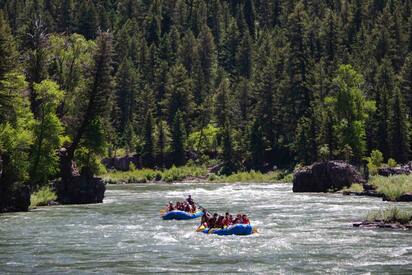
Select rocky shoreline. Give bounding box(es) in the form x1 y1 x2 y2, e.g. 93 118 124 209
343 190 412 202
353 221 412 230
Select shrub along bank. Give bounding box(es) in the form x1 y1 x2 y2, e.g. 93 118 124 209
102 166 292 184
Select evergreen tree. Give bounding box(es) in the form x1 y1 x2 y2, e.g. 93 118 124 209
58 0 75 33
77 0 99 40
115 58 137 137
63 32 114 177
163 63 194 129
0 11 17 81
198 25 217 90
171 111 186 166
249 119 265 171
372 58 395 158
214 76 232 128
236 31 253 79
400 54 412 115
219 18 240 77
388 89 409 163
294 111 318 165
243 0 256 38
156 120 169 168
141 112 154 167
220 120 235 175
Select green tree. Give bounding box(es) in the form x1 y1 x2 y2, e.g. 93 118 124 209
324 65 375 162
62 32 114 178
30 80 64 186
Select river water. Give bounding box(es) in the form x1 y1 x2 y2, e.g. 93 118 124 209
0 183 411 274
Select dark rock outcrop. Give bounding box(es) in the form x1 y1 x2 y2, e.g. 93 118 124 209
55 167 105 205
293 161 366 192
342 190 383 198
0 183 31 213
397 193 412 202
382 192 412 202
0 154 30 213
378 162 412 177
101 155 139 171
353 221 412 230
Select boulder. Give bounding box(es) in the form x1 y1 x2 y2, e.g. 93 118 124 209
54 168 105 204
101 155 138 171
0 183 30 213
396 193 412 202
293 161 365 192
378 162 412 177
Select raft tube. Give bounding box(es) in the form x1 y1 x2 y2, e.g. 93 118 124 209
200 224 255 236
162 210 203 220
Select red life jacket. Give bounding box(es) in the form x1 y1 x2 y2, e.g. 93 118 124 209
242 217 250 224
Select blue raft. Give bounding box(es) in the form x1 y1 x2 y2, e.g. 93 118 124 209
201 224 255 236
162 210 203 220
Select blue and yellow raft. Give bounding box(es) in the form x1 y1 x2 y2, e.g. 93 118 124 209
161 210 203 220
197 224 256 236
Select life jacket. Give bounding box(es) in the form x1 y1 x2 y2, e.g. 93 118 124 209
168 205 175 211
233 217 242 224
223 217 231 227
216 218 224 229
208 217 217 228
242 217 250 224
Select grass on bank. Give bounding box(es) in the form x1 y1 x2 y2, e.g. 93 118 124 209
209 170 292 183
102 165 208 184
341 183 365 193
30 186 57 208
102 165 293 184
366 207 412 224
370 175 412 201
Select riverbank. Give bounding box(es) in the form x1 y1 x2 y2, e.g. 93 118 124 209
101 165 293 184
354 207 412 230
342 175 412 202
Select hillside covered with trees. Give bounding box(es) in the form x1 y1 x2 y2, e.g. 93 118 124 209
1 0 412 210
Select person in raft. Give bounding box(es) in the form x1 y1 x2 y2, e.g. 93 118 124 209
167 201 175 211
166 199 197 213
186 195 194 206
200 209 211 227
200 212 251 229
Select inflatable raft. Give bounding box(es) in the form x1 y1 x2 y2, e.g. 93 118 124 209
198 224 256 236
161 210 203 220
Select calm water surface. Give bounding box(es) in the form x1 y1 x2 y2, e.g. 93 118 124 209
0 183 411 274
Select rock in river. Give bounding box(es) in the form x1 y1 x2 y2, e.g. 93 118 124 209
54 167 105 204
293 161 365 192
378 162 412 177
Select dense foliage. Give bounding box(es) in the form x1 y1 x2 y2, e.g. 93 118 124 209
1 0 412 198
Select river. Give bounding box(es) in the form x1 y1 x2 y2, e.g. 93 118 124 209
0 183 411 274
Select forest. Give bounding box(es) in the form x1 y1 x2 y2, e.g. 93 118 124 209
1 0 412 209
